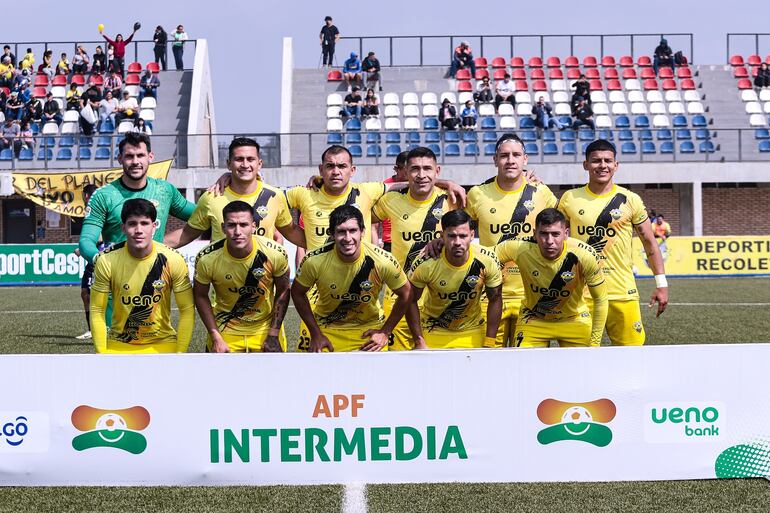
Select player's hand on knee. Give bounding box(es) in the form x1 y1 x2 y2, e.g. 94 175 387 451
421 238 444 259
361 330 388 352
413 336 428 350
262 335 284 353
211 334 230 353
311 335 334 353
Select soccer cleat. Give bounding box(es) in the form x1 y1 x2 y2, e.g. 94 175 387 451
75 331 92 340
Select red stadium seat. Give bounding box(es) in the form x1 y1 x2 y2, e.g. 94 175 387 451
766 55 770 64
71 74 85 86
604 68 618 79
89 74 104 86
619 55 634 67
327 70 343 81
640 68 656 79
548 68 563 79
589 79 603 90
658 68 674 79
146 62 160 73
125 74 141 85
474 57 488 68
681 79 696 90
457 80 472 92
677 67 692 79
546 56 561 68
729 55 745 66
564 56 579 68
514 80 528 91
530 69 545 79
643 79 659 90
52 75 67 86
752 66 759 77
748 55 762 66
566 68 581 79
491 57 507 69
583 56 598 67
606 79 622 90
475 69 489 80
637 55 652 67
32 87 47 98
510 57 524 68
661 79 677 90
33 75 48 87
733 67 748 78
585 68 600 79
127 62 142 73
601 56 616 67
456 68 472 80
532 80 547 91
737 78 752 90
512 69 527 80
493 69 507 80
622 68 638 79
528 57 543 68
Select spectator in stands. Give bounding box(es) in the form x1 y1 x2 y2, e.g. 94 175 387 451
99 90 118 128
39 50 54 79
172 25 188 71
343 52 362 88
361 88 379 118
116 90 139 125
139 70 160 101
571 74 591 114
43 92 62 125
17 83 30 104
460 100 478 129
13 69 30 91
0 119 21 156
106 44 115 73
79 97 99 136
474 75 493 104
494 73 515 111
24 95 43 124
755 62 770 90
19 121 34 152
132 117 152 135
449 41 476 79
72 46 90 75
362 52 381 90
653 38 675 75
19 49 35 72
84 83 102 105
572 97 595 130
92 46 107 76
319 16 339 67
439 98 460 130
5 92 24 121
56 53 71 76
66 83 82 111
343 86 363 118
100 25 138 77
2 46 16 67
532 96 566 131
104 71 123 98
647 209 658 224
154 26 169 71
0 89 6 114
0 56 14 88
653 214 671 253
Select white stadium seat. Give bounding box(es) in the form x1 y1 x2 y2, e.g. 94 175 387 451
608 90 626 103
624 79 641 91
592 103 609 115
402 92 418 105
478 103 495 117
458 92 474 104
365 117 382 131
139 109 155 121
0 111 4 123
499 116 516 129
760 89 770 102
664 90 682 102
42 122 59 135
326 93 343 106
124 85 139 97
327 118 343 131
683 90 701 102
631 102 648 114
384 118 401 131
668 102 685 114
440 92 457 104
763 102 770 114
498 103 515 116
627 90 644 103
327 106 341 118
61 122 78 134
652 114 670 127
749 113 766 126
423 104 439 117
403 104 420 117
140 97 157 109
595 115 612 128
384 105 400 117
516 103 532 116
612 103 629 115
515 91 531 104
532 92 551 103
646 90 663 103
63 110 79 123
383 93 399 105
117 121 136 134
50 86 66 98
745 102 762 114
554 103 571 115
421 92 437 105
649 102 666 114
686 102 705 114
404 117 420 130
550 80 567 91
590 91 607 103
552 91 569 103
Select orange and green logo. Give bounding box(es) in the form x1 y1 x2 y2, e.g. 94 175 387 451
71 405 150 454
537 398 616 447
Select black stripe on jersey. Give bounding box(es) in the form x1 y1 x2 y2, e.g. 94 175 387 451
116 253 168 343
215 250 269 331
252 187 277 229
403 193 447 272
481 176 496 185
586 193 628 254
498 184 537 243
195 239 225 263
426 258 485 332
522 252 579 321
317 255 375 326
101 241 126 254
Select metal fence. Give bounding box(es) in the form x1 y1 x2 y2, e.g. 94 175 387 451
726 33 770 63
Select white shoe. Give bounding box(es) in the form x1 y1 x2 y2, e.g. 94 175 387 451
75 330 92 340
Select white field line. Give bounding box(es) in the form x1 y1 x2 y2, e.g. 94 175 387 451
342 482 367 513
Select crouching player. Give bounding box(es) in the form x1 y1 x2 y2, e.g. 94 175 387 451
90 198 194 353
193 201 291 352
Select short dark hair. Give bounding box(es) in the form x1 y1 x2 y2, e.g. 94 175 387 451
657 214 665 219
83 184 98 198
406 146 437 165
228 137 260 160
495 133 525 153
121 198 157 223
329 205 364 234
325 16 332 21
222 200 254 220
584 139 616 158
321 144 353 164
504 73 510 79
395 150 409 168
119 132 152 154
441 209 471 230
535 208 567 229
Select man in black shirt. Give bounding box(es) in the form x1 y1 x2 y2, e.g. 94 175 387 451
319 16 340 67
362 51 381 89
43 92 63 125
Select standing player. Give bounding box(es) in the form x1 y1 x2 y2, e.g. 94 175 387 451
379 151 409 252
406 210 503 349
291 205 411 352
465 133 558 347
496 208 608 347
90 199 194 354
193 201 291 353
74 184 100 340
558 140 668 346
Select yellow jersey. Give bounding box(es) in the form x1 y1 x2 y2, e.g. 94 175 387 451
495 237 604 322
408 244 503 332
372 187 457 271
187 181 292 241
194 235 289 334
558 184 648 300
286 182 387 251
466 178 557 300
295 241 407 328
92 241 191 344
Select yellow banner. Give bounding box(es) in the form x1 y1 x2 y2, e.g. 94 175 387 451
632 236 770 277
11 160 173 218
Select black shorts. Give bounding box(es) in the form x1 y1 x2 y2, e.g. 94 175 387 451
382 242 392 253
81 263 95 290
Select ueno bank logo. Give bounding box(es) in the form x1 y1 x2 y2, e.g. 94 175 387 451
537 398 616 447
0 411 50 453
71 405 150 454
645 402 725 443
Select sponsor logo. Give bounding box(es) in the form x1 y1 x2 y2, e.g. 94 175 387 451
577 226 616 238
439 280 447 286
330 283 337 289
315 211 323 217
0 412 50 453
122 283 130 290
121 293 162 306
401 230 440 242
578 209 585 215
532 270 539 277
402 214 409 220
255 205 269 219
0 249 85 278
71 405 150 454
645 402 724 443
537 398 616 447
489 207 496 214
489 222 532 236
530 284 570 297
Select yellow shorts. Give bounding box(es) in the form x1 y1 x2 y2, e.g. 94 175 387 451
513 314 593 348
423 326 486 349
298 324 387 352
483 298 521 348
586 298 645 346
103 339 178 354
207 326 288 353
383 291 415 351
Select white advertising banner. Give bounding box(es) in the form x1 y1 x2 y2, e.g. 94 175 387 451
1 344 769 486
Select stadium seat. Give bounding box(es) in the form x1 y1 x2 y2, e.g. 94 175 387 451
457 81 473 92
56 148 72 160
383 93 399 105
590 91 607 103
421 92 437 105
606 80 622 91
583 56 598 67
695 128 710 140
99 119 115 134
621 142 637 154
462 131 477 142
146 62 160 73
589 79 603 91
742 89 759 102
691 114 708 127
643 79 659 90
562 142 577 155
615 115 631 128
659 68 674 79
510 57 525 68
464 143 480 156
124 85 139 97
729 55 745 66
565 68 580 80
665 90 683 102
649 102 666 114
491 57 507 69
524 142 538 155
759 140 770 152
475 69 489 81
528 57 543 68
596 115 612 128
345 118 361 131
755 128 770 139
641 141 656 154
327 93 343 106
660 141 674 153
404 118 420 131
653 115 670 127
542 130 557 142
140 97 157 110
0 148 13 161
627 90 644 103
477 103 494 117
601 56 616 67
680 141 695 153
657 129 673 140
481 117 497 130
532 80 547 91
681 79 697 90
366 145 382 157
327 70 343 81
139 110 155 121
677 68 692 79
456 69 472 80
624 79 641 91
514 91 532 105
425 132 440 143
445 143 460 157
699 141 716 153
520 130 537 142
499 116 515 130
78 147 92 160
497 103 516 117
427 143 441 156
542 142 559 155
69 74 85 86
385 132 401 143
637 56 652 67
548 69 564 80
33 74 49 87
604 68 619 80
734 67 749 78
593 103 610 115
440 92 457 104
423 104 439 117
59 135 75 147
638 129 653 140
424 118 440 130
676 129 692 140
622 68 638 79
444 131 460 143
661 79 677 90
484 143 496 156
63 110 79 123
619 55 634 67
482 131 497 142
553 91 569 103
42 122 59 135
748 54 762 66
17 148 34 161
365 118 382 131
618 129 633 141
458 92 474 105
403 104 420 117
474 57 488 68
327 119 343 131
578 128 595 141
560 130 576 141
89 74 104 86
585 68 600 79
348 145 362 158
386 144 401 157
520 117 535 129
327 106 341 118
125 74 140 86
555 103 572 115
327 133 343 144
634 115 650 128
96 136 112 147
403 92 419 105
127 62 142 73
612 103 629 115
346 133 362 144
493 69 508 80
61 122 78 135
37 148 53 161
530 69 545 80
631 103 648 115
32 87 47 98
516 103 532 116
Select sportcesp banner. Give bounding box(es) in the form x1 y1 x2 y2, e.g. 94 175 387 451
0 244 85 286
11 160 173 218
633 236 770 277
1 345 769 485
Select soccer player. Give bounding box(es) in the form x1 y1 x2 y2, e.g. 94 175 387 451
465 133 558 347
406 210 503 349
291 205 411 352
379 150 409 252
90 199 194 354
558 139 668 346
193 201 291 353
167 137 306 248
496 208 608 348
371 146 459 349
75 183 100 341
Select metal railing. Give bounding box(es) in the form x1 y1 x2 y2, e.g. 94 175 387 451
335 33 695 67
726 33 770 63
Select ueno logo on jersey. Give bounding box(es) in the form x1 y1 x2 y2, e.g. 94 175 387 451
577 226 616 238
530 284 570 297
401 230 440 242
0 412 50 453
537 398 616 447
438 290 478 301
645 402 725 443
489 222 532 236
121 293 162 306
331 292 373 302
227 285 266 296
71 405 150 454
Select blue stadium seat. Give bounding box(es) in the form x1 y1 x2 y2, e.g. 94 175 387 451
759 141 770 152
423 118 439 130
406 144 419 151
386 144 401 157
680 141 695 153
348 145 362 158
425 132 441 143
462 131 477 142
578 129 595 141
79 136 93 147
694 129 710 140
484 143 496 156
31 122 40 135
641 141 656 154
542 131 556 142
56 148 73 160
691 115 707 127
559 130 576 141
520 130 537 142
482 131 497 142
656 129 673 141
634 115 650 128
366 132 381 144
385 132 401 144
660 141 674 154
543 142 559 155
427 143 441 156
0 149 12 161
464 143 480 156
97 136 113 147
366 145 382 157
581 142 591 154
99 119 115 133
615 115 630 128
345 119 361 131
699 141 716 153
519 118 535 129
43 136 56 147
405 132 420 144
755 128 770 139
562 142 577 155
59 136 75 148
621 142 637 154
78 148 92 160
558 116 572 126
638 129 653 141
444 131 460 143
597 129 613 141
524 142 539 155
672 115 688 128
327 133 343 144
480 117 496 130
95 147 111 159
18 148 33 160
346 133 362 144
618 129 633 141
676 129 692 140
37 148 53 160
444 143 460 157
